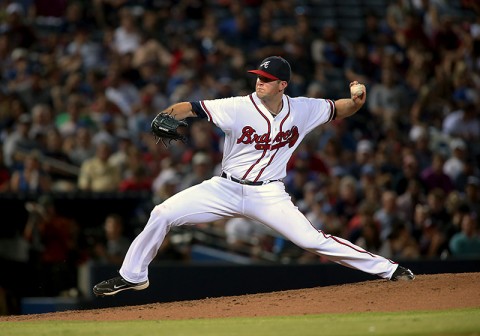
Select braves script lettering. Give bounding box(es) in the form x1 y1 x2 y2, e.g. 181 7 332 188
236 126 299 150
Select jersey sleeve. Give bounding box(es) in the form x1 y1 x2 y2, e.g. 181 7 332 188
194 97 239 130
301 98 336 134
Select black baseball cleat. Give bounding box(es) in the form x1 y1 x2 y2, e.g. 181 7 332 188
93 276 149 297
390 266 415 281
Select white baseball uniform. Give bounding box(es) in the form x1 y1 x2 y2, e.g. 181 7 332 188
119 92 398 283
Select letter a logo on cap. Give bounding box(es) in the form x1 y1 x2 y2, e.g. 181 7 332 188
247 56 291 82
260 61 270 68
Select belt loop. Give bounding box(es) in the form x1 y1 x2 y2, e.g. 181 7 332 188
224 171 232 181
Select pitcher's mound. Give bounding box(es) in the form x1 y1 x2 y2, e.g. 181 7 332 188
3 273 479 321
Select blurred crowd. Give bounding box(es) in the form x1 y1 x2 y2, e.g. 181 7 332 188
0 0 480 301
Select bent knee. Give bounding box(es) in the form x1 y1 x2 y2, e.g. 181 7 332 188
293 236 322 250
150 204 184 227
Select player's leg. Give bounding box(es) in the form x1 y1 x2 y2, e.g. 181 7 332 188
244 182 406 279
93 177 241 296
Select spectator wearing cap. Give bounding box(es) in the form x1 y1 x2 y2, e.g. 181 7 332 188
178 151 214 191
443 138 467 182
409 124 433 172
348 139 374 179
152 168 182 204
2 113 38 168
442 99 480 142
6 48 33 94
3 2 36 50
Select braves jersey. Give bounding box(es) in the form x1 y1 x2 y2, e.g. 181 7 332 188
194 92 335 182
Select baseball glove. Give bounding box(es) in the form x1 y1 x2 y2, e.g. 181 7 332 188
151 113 188 146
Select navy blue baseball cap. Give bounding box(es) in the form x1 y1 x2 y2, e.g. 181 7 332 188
248 56 291 82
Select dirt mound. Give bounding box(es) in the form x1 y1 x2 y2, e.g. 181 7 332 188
2 273 479 321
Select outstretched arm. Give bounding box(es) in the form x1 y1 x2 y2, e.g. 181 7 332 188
334 81 366 120
159 102 197 120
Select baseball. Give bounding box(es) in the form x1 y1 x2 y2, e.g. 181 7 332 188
351 84 365 98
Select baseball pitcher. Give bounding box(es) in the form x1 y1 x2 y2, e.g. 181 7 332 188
93 56 414 296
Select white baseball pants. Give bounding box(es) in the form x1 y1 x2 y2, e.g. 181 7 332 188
120 177 398 283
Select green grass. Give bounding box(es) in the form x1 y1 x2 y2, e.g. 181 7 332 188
2 308 479 336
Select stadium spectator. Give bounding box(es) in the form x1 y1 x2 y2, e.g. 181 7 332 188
382 222 420 260
41 128 77 191
28 104 54 141
23 195 80 296
421 151 454 194
178 151 214 191
68 127 96 167
443 138 468 182
10 150 51 193
348 139 375 179
374 190 405 241
2 113 38 168
396 179 425 227
442 99 480 142
1 2 36 50
334 175 360 228
367 67 408 127
77 142 121 192
92 213 131 265
449 211 480 257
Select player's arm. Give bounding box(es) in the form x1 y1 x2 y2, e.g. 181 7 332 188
333 81 366 120
158 101 209 120
159 102 197 120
